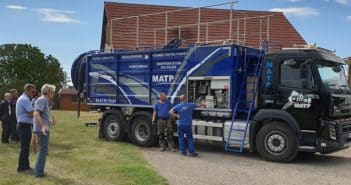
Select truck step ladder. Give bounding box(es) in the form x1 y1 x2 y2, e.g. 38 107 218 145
224 41 267 153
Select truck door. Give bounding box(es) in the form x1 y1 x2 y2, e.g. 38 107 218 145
275 59 320 130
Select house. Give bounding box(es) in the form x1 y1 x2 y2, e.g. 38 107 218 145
100 2 306 50
58 87 90 111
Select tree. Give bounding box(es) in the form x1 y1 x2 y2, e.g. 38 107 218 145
0 44 68 100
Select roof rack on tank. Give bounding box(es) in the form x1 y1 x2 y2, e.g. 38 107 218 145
108 1 273 50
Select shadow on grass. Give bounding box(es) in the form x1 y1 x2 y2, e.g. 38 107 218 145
39 174 76 185
49 142 75 151
2 142 20 149
10 172 76 185
48 142 76 158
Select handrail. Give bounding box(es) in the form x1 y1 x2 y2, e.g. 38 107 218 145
109 1 238 22
109 1 239 49
108 1 272 50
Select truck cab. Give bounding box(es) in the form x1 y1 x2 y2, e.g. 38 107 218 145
254 45 351 161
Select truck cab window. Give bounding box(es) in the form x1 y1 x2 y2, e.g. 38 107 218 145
280 61 314 89
316 63 349 90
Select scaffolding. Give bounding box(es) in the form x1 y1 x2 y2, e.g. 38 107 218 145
109 1 273 50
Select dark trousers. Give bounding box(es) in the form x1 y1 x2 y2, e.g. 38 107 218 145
10 120 19 141
157 119 175 149
17 124 32 171
1 121 10 143
177 125 195 155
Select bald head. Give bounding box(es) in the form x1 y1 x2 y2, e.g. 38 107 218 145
179 95 186 102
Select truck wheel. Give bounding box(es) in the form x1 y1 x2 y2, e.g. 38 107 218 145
130 116 156 147
103 114 125 141
256 121 298 162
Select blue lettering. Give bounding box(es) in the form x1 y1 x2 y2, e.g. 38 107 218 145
265 61 273 90
266 61 273 68
266 68 272 75
265 82 272 88
267 75 271 81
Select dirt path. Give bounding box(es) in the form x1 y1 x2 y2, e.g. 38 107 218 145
142 144 351 185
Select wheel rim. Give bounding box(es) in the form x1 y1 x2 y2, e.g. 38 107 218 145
107 120 120 138
264 130 288 156
134 122 150 142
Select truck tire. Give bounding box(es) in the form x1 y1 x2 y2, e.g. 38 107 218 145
130 116 156 147
256 121 298 162
103 114 125 141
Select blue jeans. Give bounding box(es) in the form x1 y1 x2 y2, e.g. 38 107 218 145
177 125 195 155
17 124 32 171
34 132 50 176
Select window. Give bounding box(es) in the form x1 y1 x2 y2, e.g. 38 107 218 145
317 64 349 89
280 61 314 89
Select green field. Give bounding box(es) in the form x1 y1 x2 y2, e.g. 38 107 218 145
0 111 166 185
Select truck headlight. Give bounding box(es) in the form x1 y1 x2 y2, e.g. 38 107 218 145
329 123 337 140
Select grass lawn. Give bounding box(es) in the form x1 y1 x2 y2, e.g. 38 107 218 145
0 111 166 185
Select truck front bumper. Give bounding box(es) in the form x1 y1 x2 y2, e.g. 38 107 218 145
299 119 351 154
315 138 351 154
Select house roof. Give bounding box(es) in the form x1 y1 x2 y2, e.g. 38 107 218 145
58 87 78 95
101 2 306 50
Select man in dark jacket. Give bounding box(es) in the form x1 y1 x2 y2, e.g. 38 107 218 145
0 93 13 144
10 89 19 142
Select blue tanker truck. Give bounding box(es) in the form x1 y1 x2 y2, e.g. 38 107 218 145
71 42 351 162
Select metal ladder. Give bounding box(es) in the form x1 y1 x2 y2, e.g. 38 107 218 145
224 41 267 152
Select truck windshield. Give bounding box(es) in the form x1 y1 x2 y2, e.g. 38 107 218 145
316 63 349 90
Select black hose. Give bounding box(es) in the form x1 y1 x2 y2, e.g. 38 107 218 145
71 52 88 117
71 52 88 91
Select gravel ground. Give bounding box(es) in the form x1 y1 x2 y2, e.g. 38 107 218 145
142 143 351 185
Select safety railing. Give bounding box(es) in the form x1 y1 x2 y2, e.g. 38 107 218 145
108 1 272 50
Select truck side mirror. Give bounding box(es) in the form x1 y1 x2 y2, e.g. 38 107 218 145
332 66 341 73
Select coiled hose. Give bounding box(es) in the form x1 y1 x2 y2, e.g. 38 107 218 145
71 52 88 91
71 52 88 117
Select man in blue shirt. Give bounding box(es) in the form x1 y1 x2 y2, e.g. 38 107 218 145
16 84 36 173
152 92 175 152
33 84 56 178
169 94 203 157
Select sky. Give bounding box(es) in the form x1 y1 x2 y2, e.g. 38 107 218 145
0 0 350 82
